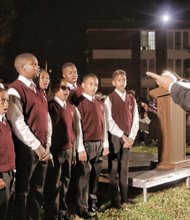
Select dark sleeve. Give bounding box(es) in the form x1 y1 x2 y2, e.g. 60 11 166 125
170 83 190 112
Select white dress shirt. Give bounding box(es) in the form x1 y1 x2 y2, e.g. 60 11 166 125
104 89 139 140
0 83 4 89
0 114 5 122
7 75 52 150
67 82 77 90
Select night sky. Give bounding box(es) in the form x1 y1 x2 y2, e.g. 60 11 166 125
2 0 190 81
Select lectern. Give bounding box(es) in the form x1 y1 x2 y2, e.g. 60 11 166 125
149 87 190 169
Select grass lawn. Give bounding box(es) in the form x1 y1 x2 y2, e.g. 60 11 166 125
95 182 190 220
77 145 190 220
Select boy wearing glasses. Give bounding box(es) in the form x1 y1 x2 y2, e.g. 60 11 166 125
0 88 15 220
44 79 83 220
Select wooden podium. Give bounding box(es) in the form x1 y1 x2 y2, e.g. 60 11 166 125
149 87 190 170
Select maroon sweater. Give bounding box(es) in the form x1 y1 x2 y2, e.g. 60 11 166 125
77 96 104 141
0 121 15 172
10 80 48 146
49 100 75 152
108 91 134 136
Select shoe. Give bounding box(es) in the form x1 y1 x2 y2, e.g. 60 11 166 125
77 210 92 219
127 198 136 205
121 203 128 210
90 204 106 212
58 212 75 220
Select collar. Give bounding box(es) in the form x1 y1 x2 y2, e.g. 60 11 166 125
67 82 77 90
18 75 36 88
0 114 5 122
0 83 4 89
82 93 94 102
115 89 126 98
54 97 66 108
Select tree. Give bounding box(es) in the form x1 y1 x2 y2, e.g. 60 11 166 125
0 0 17 65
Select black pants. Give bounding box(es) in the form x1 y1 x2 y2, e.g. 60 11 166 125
44 148 73 219
0 171 15 220
13 141 48 220
78 141 103 211
108 135 130 206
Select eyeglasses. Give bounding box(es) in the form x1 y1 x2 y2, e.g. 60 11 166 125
0 98 9 104
60 85 70 91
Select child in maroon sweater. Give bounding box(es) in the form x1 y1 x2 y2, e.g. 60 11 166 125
76 73 109 219
0 88 15 220
104 69 139 209
44 79 83 220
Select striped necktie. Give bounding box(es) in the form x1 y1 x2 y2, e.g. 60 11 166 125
30 83 36 93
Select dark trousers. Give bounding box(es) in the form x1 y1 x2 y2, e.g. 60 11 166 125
0 171 15 220
108 135 130 206
44 148 72 219
78 141 103 211
13 141 48 220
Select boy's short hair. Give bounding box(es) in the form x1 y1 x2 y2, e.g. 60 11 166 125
62 62 76 72
0 87 7 93
112 69 127 79
82 73 98 83
14 53 35 72
0 87 7 92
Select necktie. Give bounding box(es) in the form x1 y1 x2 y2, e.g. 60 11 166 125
63 102 66 108
2 117 6 125
30 83 36 93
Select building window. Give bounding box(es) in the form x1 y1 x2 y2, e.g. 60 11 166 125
167 31 173 49
184 59 190 78
148 32 155 50
140 31 155 50
149 59 155 72
183 31 189 49
141 59 147 76
175 59 182 75
167 59 174 71
141 59 155 77
175 32 181 49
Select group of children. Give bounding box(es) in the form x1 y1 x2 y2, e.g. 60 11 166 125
0 53 139 220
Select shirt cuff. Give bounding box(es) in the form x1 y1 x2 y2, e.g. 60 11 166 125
31 139 41 151
77 144 85 153
168 82 175 93
103 140 109 148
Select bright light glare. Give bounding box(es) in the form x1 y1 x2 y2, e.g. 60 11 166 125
162 14 170 23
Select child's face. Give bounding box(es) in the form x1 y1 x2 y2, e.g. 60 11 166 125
63 66 78 84
112 74 127 93
0 91 9 115
39 71 50 90
55 81 70 102
82 77 98 96
21 57 40 80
